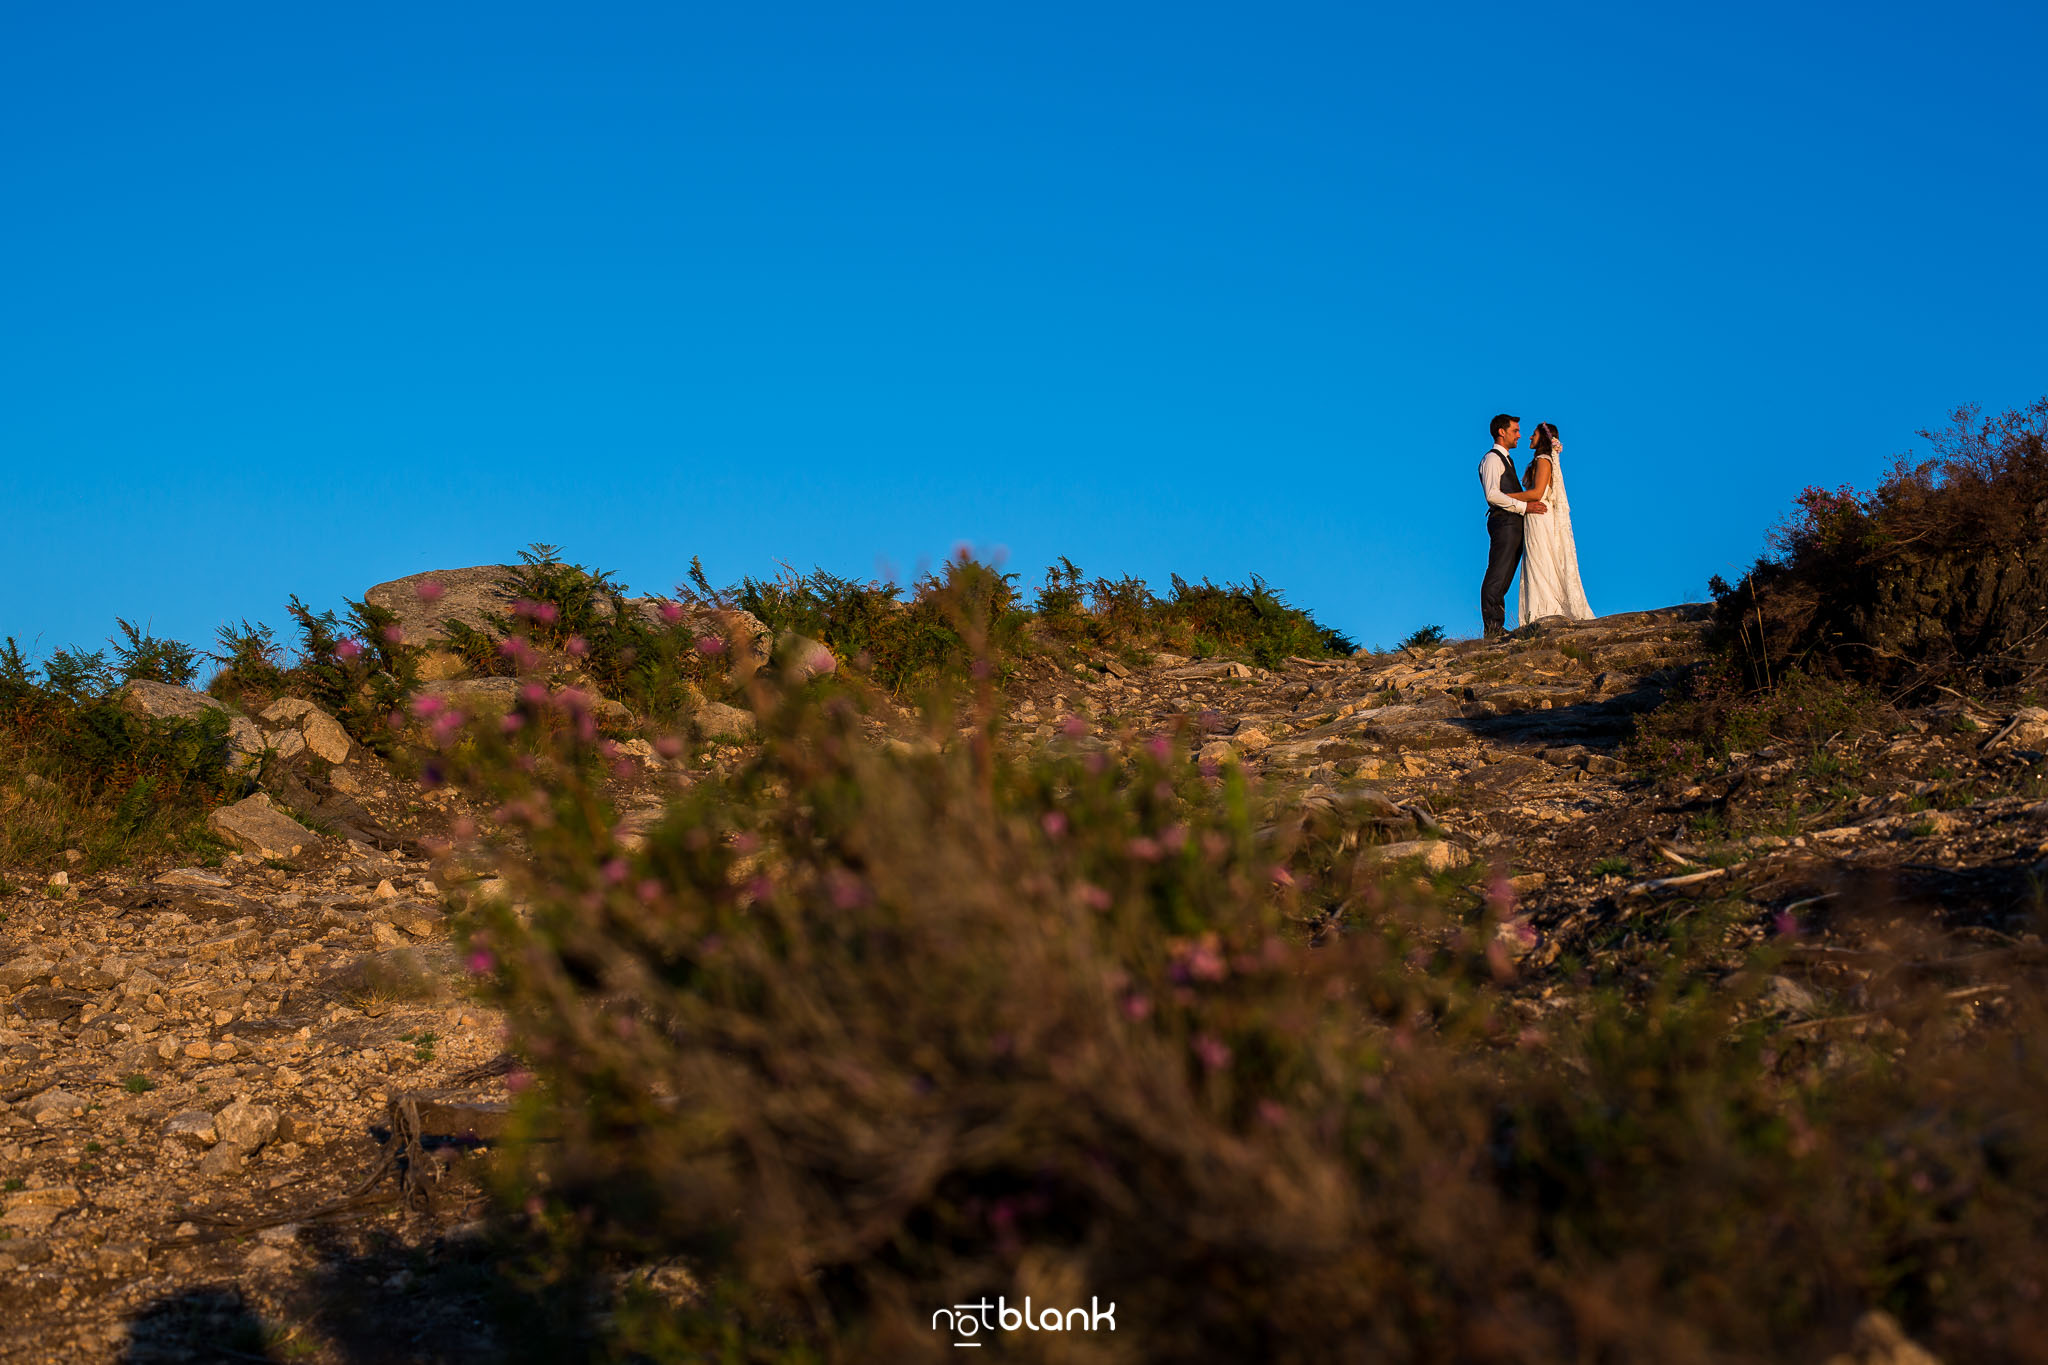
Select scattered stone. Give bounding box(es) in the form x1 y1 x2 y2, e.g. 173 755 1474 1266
1369 839 1470 873
421 676 521 720
214 1100 280 1153
197 1144 247 1177
24 1088 87 1123
1 1186 80 1233
260 697 318 725
0 955 56 989
155 867 233 889
115 680 227 723
162 1111 220 1149
206 793 317 857
695 702 756 741
16 989 89 1021
1764 975 1821 1018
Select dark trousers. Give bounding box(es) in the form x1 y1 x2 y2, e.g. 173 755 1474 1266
1480 511 1523 636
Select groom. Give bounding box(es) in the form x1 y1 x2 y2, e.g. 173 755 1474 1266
1478 413 1547 639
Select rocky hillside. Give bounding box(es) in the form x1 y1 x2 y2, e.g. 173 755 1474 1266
1 570 2044 1362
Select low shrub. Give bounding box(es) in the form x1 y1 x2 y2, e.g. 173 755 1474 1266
714 552 1028 694
437 545 735 721
283 595 421 755
1030 560 1355 666
0 637 234 867
1628 657 1902 778
1713 396 2048 693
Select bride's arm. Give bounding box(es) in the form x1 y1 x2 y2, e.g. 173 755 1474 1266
1524 457 1553 500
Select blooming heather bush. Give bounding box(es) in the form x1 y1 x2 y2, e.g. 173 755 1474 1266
433 670 2048 1361
285 594 420 755
440 546 735 720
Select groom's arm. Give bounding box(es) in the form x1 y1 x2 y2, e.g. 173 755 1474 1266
1480 456 1528 515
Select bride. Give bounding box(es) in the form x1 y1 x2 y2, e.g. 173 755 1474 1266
1518 422 1595 624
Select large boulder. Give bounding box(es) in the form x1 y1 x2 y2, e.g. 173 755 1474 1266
117 682 266 771
364 566 774 671
694 702 756 741
773 632 837 683
118 680 223 722
362 566 519 646
206 794 318 858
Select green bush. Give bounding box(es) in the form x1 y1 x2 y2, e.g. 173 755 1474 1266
714 551 1026 694
206 619 288 709
1713 396 2048 692
1031 564 1355 666
282 594 421 755
0 636 233 867
109 617 200 686
438 545 734 721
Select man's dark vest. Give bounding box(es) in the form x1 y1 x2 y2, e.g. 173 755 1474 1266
1488 447 1523 516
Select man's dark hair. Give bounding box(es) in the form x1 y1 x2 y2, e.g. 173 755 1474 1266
1489 413 1519 440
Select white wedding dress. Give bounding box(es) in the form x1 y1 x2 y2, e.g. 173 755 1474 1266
1517 442 1595 625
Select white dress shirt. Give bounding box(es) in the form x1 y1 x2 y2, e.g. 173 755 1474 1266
1478 443 1525 516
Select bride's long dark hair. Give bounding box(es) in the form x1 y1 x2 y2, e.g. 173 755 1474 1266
1525 422 1560 484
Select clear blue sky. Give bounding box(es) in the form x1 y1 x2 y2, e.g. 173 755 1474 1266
4 1 2044 664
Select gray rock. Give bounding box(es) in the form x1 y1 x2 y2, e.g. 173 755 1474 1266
362 566 518 645
197 1144 246 1177
163 1111 219 1148
24 1088 87 1123
421 677 521 720
0 956 55 990
155 867 232 888
694 702 756 741
117 680 226 722
301 707 353 764
206 793 317 858
264 727 307 761
775 633 838 684
117 683 268 770
1764 975 1821 1018
260 697 317 724
1367 840 1471 873
214 1100 280 1153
